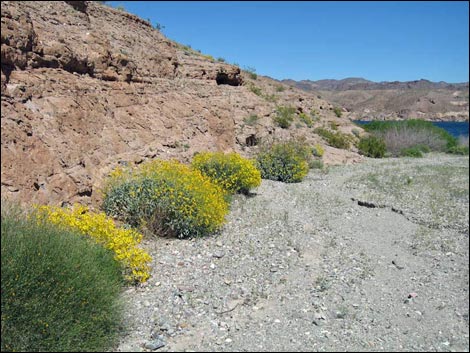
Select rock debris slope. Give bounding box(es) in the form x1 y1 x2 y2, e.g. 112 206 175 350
1 1 362 207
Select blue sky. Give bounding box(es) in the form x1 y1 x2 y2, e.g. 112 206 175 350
107 1 469 83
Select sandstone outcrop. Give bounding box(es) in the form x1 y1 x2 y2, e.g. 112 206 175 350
1 1 362 208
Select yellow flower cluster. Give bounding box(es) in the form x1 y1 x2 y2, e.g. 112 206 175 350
103 160 229 238
312 144 325 157
35 204 152 283
191 152 261 194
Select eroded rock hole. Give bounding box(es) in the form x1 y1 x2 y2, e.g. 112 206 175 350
216 71 241 86
245 134 259 147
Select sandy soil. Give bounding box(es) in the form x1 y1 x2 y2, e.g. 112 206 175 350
115 153 469 352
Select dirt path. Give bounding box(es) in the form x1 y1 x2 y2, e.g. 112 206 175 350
115 154 469 352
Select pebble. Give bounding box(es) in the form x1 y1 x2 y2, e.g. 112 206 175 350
213 251 225 259
144 338 165 351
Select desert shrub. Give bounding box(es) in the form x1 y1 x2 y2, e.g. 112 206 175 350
312 143 325 157
448 135 469 155
256 140 310 183
351 128 361 137
361 119 458 155
309 159 324 169
298 112 314 128
35 204 152 283
273 105 296 129
103 160 229 239
314 127 351 149
264 93 278 103
276 85 285 92
400 146 425 157
358 135 386 158
244 66 257 80
249 84 262 96
217 57 225 62
192 152 261 194
244 114 259 126
1 203 123 352
333 107 343 117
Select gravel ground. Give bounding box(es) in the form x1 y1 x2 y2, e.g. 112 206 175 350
114 153 469 352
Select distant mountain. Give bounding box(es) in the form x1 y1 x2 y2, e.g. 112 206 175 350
282 78 469 121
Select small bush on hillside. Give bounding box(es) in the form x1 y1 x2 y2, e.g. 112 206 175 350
309 159 324 169
1 203 123 352
273 106 296 129
103 160 229 238
298 112 314 128
245 66 257 80
314 127 351 149
312 143 325 157
36 205 152 283
244 114 259 126
249 84 262 96
192 152 261 194
256 140 310 183
358 135 386 158
333 107 343 117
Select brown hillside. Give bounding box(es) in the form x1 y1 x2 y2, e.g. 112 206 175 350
283 78 469 121
1 1 362 208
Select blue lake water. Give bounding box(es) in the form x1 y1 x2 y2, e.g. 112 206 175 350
354 121 469 138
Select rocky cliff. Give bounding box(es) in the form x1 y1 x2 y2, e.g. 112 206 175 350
1 1 362 208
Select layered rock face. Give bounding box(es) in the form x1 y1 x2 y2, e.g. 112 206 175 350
1 1 361 207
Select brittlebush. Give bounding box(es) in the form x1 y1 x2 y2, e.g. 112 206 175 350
35 205 152 283
191 152 261 194
103 160 229 239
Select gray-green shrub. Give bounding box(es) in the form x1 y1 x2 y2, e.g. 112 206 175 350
1 202 123 352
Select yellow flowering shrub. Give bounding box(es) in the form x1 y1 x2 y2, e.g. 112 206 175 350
103 160 229 238
312 144 325 157
35 204 152 283
191 152 261 194
256 141 310 183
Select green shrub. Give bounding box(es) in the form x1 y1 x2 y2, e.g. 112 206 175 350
447 145 469 155
264 94 278 102
256 141 310 183
400 146 424 158
358 135 386 158
309 159 324 169
312 143 325 157
191 152 261 194
276 85 285 92
35 204 152 283
217 57 225 62
244 114 259 126
314 127 351 149
1 203 123 352
249 84 262 96
298 112 314 128
333 107 342 117
351 128 361 138
448 136 469 155
103 160 229 238
273 106 296 129
361 119 458 155
244 66 257 80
